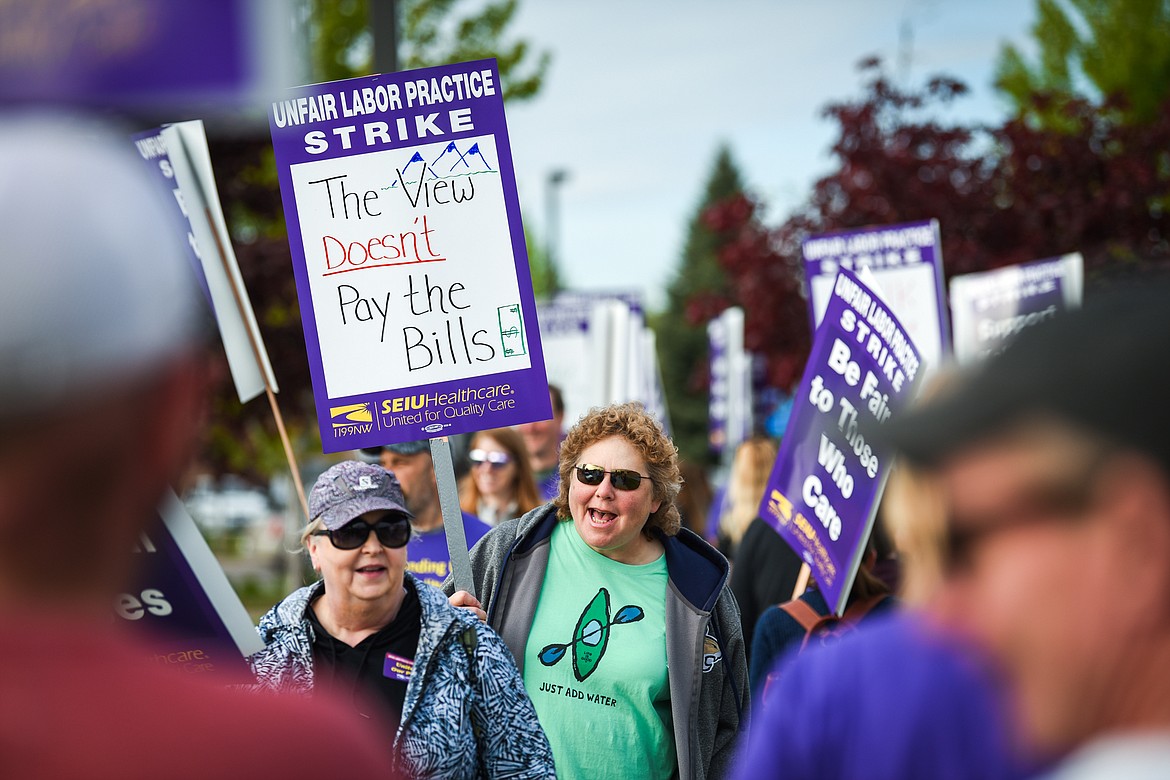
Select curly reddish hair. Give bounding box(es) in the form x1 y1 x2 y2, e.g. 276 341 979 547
552 402 682 538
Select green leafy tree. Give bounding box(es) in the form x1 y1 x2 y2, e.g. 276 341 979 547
652 145 746 464
525 225 562 299
310 0 549 99
996 0 1170 127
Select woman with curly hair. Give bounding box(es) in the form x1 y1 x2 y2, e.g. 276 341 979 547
448 402 749 780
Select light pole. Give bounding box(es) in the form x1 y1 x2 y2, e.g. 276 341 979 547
371 0 398 74
545 168 569 294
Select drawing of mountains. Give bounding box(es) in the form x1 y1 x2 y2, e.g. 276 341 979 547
396 151 438 181
387 142 498 191
430 141 496 175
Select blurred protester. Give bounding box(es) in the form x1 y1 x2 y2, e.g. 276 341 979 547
448 403 748 780
889 286 1170 776
460 427 543 525
249 462 554 779
730 365 1034 780
517 383 565 500
361 441 491 589
748 540 894 696
676 459 714 536
716 435 778 558
733 612 1027 780
726 436 804 653
0 113 390 777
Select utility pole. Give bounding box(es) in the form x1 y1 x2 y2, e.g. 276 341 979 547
371 0 398 74
545 168 570 294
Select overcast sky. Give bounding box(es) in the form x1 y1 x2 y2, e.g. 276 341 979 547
502 0 1038 311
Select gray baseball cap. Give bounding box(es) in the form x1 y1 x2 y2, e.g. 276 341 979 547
359 440 430 459
309 461 413 531
0 112 201 417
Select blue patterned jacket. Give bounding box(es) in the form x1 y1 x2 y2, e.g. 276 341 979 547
249 573 556 779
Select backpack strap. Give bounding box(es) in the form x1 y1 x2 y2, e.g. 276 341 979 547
841 592 890 623
779 598 826 632
779 599 840 650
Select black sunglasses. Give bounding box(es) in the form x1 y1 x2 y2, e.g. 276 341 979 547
575 464 652 491
312 516 411 550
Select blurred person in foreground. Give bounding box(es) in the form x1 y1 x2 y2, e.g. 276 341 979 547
517 383 566 500
249 461 554 779
460 427 543 526
731 373 1031 780
361 440 491 589
886 284 1170 777
0 113 389 777
448 402 748 780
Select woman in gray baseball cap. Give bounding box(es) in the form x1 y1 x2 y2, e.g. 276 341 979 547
248 461 554 779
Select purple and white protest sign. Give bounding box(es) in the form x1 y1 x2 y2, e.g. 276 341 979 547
536 290 662 428
123 492 264 682
134 122 278 404
708 307 751 457
131 129 213 305
269 60 551 452
803 219 948 372
0 0 293 112
759 269 924 615
949 253 1083 364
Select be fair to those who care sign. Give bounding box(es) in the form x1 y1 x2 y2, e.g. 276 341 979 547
759 268 924 615
270 59 551 452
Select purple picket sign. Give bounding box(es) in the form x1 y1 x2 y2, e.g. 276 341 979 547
949 253 1084 364
124 496 264 683
803 219 949 371
269 60 551 452
130 129 214 307
759 268 925 615
708 316 730 456
0 1 289 111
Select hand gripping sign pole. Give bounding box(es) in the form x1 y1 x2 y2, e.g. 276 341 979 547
430 437 475 598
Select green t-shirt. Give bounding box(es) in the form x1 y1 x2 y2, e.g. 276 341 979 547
524 521 674 779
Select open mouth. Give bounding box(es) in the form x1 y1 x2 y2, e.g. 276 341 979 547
356 565 386 576
587 508 617 527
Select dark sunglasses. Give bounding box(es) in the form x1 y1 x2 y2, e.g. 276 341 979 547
312 516 411 550
575 464 652 491
469 449 512 468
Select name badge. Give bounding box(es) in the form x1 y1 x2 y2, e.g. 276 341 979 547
383 652 414 682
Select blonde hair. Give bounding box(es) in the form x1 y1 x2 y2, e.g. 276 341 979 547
552 403 682 537
719 436 779 547
298 517 324 551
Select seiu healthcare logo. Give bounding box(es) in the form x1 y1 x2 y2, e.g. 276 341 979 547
331 403 373 436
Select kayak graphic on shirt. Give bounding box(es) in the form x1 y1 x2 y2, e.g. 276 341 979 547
538 588 644 681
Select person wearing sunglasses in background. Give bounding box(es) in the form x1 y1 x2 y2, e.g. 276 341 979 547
447 403 749 780
360 440 492 589
249 461 554 779
460 427 543 526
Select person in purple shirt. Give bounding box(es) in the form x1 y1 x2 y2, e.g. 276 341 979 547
732 612 1033 780
361 441 491 589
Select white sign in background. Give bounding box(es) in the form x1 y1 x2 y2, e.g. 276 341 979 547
289 135 531 398
809 263 944 373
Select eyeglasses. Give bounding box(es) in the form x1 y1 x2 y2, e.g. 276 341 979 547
943 466 1105 574
312 516 411 550
469 449 512 469
575 464 652 491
